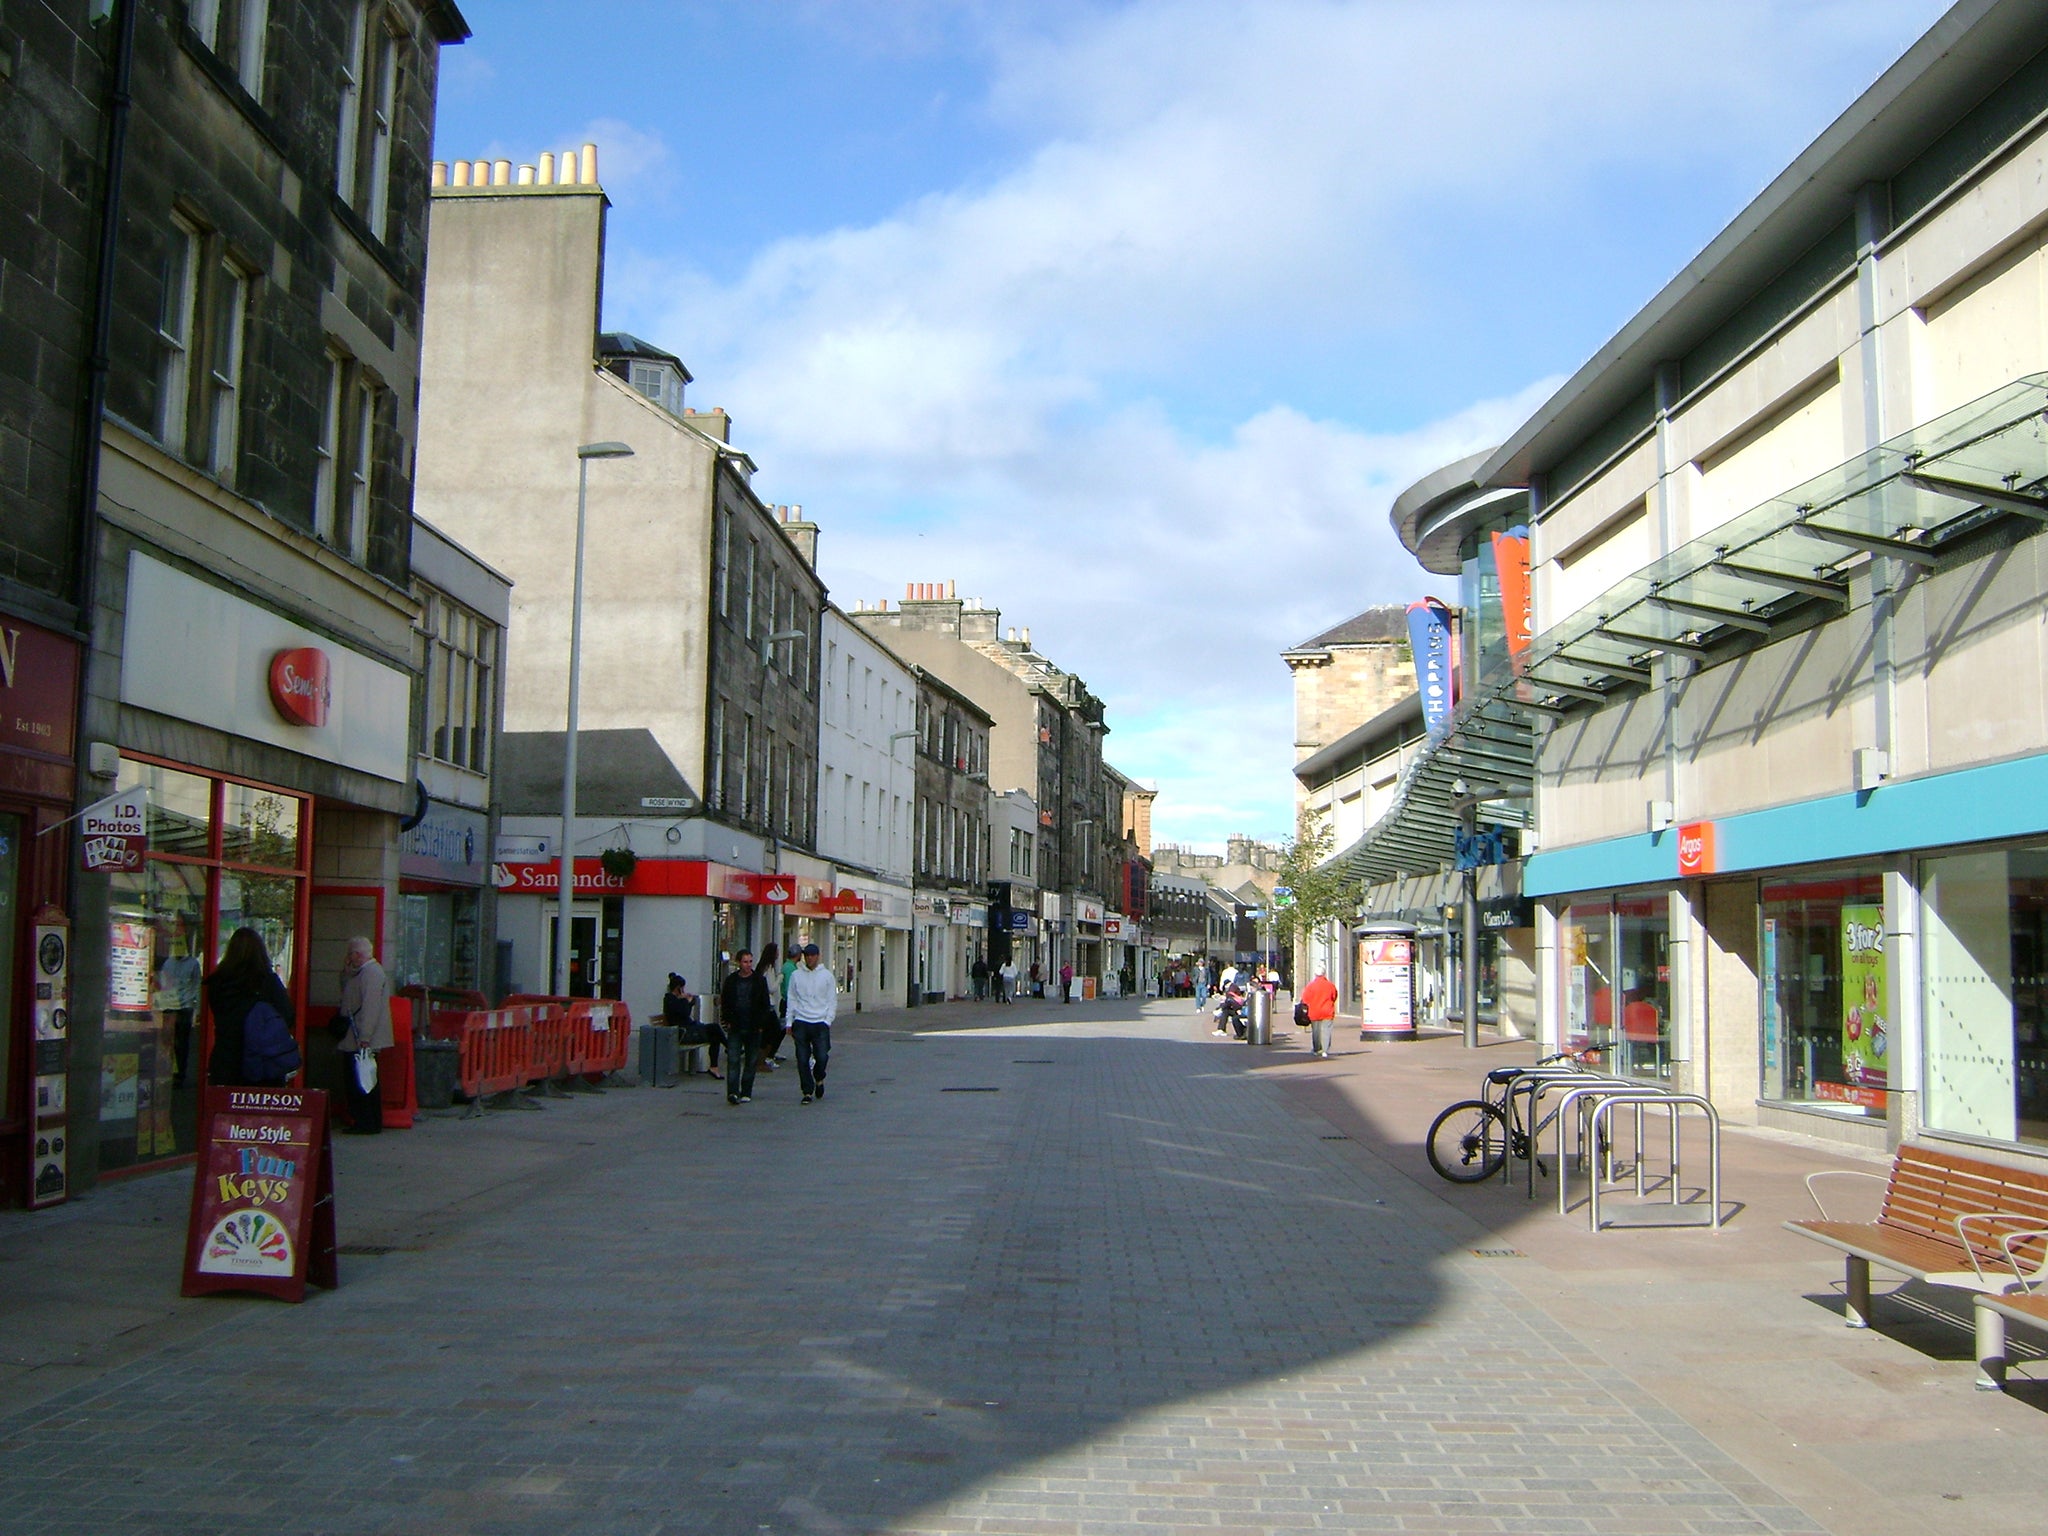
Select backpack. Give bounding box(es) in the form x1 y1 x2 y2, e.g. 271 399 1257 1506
241 997 301 1083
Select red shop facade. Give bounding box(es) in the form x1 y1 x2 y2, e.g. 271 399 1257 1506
0 619 82 1208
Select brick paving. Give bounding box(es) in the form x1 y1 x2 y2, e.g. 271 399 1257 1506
0 997 2008 1534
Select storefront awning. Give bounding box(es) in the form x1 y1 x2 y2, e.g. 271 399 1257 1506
1509 373 2048 716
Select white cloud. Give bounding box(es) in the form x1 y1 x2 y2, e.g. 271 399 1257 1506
597 0 1947 848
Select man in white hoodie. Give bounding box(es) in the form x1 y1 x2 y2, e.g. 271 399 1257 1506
786 942 838 1104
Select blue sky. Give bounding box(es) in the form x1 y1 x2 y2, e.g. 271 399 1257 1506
435 0 1952 850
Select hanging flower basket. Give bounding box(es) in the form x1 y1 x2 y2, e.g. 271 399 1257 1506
599 847 638 880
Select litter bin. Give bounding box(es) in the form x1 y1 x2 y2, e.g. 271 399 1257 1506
638 1023 678 1086
1247 987 1272 1045
413 1039 460 1109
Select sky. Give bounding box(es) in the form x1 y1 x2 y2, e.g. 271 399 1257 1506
432 0 1953 852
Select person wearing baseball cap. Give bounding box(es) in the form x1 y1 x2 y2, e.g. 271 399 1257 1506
785 942 838 1104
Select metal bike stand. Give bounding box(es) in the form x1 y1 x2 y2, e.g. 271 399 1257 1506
1501 1069 1622 1192
1586 1094 1722 1232
1523 1073 1646 1212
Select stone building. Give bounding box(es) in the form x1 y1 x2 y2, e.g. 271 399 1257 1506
415 145 826 1016
853 587 1115 989
1282 605 1416 782
908 667 993 1002
13 0 471 1208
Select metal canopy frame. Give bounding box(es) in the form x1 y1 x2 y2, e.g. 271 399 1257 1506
1314 373 2048 895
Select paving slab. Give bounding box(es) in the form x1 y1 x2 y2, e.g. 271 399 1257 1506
0 997 2040 1534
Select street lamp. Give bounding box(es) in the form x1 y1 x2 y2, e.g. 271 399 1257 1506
556 440 634 996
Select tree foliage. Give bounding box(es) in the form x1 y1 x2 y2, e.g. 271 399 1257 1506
1272 804 1354 952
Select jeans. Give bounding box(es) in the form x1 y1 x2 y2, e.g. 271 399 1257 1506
726 1030 758 1101
1194 983 1209 1009
791 1022 830 1098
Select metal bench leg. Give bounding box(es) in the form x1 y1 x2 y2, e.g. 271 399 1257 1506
1845 1256 1871 1328
1975 1305 2008 1392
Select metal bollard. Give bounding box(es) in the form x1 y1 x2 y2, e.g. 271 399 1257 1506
1247 989 1272 1045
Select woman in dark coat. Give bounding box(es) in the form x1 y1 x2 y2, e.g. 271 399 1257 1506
203 927 295 1086
662 972 721 1079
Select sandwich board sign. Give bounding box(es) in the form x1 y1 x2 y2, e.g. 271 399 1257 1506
181 1087 338 1302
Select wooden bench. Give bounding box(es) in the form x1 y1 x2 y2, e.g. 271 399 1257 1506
1974 1285 2048 1390
1785 1143 2048 1386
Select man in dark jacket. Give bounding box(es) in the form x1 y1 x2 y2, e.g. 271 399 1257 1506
717 949 775 1105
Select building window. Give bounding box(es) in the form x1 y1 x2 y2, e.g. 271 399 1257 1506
744 540 757 639
716 509 731 617
1923 845 2048 1147
1561 897 1669 1081
314 352 378 562
205 258 250 481
627 360 685 415
708 698 725 811
740 716 756 821
190 0 269 98
156 218 201 455
418 590 496 773
337 3 402 240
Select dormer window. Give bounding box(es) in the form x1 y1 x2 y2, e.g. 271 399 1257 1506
627 359 686 416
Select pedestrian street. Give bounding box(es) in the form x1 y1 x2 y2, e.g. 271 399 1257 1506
1 998 2036 1536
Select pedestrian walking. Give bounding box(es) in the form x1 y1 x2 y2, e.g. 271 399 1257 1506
1029 961 1042 998
786 943 836 1103
997 958 1017 1003
970 955 989 1001
1300 969 1338 1058
202 927 297 1088
717 949 775 1105
333 937 392 1134
1193 960 1210 1011
1059 961 1073 1004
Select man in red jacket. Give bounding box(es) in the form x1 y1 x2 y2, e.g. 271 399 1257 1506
1300 970 1339 1058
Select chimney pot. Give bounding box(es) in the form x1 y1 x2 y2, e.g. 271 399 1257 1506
538 150 555 184
492 158 512 185
580 142 599 185
905 583 914 599
450 160 471 187
947 580 956 600
431 160 448 186
516 163 536 185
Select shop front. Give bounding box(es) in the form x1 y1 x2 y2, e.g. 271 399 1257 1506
830 871 909 1011
0 619 82 1207
398 799 492 993
86 548 414 1192
1073 894 1105 995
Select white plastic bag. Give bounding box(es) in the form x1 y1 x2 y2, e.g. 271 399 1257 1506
353 1046 379 1093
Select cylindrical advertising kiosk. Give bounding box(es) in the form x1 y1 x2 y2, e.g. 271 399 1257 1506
1356 921 1418 1042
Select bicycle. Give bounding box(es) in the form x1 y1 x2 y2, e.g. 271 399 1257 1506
1425 1049 1606 1184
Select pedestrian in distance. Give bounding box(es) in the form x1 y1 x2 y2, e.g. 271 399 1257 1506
1300 969 1339 1059
1059 961 1073 1004
786 943 836 1103
717 949 775 1104
202 926 298 1089
1193 960 1210 1011
997 957 1017 1003
759 942 791 1070
970 954 989 1001
334 937 392 1134
663 972 720 1079
1029 961 1043 998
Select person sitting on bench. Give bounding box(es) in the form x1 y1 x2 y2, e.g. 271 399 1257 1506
663 972 721 1079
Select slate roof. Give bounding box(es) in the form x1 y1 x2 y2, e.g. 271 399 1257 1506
1289 604 1410 651
497 729 701 817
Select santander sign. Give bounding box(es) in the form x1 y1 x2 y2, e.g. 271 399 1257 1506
268 647 332 727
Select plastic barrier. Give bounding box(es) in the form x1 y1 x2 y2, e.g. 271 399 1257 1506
380 995 418 1129
528 1004 573 1086
399 985 491 1043
566 1001 631 1076
457 1006 539 1113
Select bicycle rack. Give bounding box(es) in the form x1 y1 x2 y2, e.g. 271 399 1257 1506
1493 1068 1604 1191
1583 1093 1723 1232
1535 1077 1650 1208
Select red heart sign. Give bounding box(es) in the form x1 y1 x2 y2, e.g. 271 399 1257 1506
268 647 331 727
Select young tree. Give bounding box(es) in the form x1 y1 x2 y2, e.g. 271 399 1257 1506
1273 804 1354 975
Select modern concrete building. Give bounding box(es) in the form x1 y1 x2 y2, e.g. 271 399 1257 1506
816 606 915 1011
415 144 827 1017
1471 0 2048 1160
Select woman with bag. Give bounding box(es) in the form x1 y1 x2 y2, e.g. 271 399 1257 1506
203 927 298 1087
335 936 392 1135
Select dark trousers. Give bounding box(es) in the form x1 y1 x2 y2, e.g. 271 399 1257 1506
341 1051 383 1132
727 1030 758 1101
698 1020 727 1069
791 1022 830 1098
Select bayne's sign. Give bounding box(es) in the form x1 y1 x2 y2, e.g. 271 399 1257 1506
1676 821 1717 878
182 1087 337 1303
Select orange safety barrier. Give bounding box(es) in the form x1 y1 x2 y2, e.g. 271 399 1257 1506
400 985 491 1043
565 1000 632 1076
457 1006 539 1104
528 1004 573 1086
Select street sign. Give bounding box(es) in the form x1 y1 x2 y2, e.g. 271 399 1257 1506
639 796 696 811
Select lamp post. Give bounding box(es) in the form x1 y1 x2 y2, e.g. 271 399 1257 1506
555 440 634 996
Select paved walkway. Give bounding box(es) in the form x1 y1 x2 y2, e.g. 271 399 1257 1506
0 997 2044 1534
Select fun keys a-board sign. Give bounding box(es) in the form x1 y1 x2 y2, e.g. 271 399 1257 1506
181 1087 338 1302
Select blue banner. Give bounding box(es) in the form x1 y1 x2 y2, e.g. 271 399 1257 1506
1406 596 1456 737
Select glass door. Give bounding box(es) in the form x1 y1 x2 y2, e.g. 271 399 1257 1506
543 902 602 997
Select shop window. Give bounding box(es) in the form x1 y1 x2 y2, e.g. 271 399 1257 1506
103 756 309 1176
1561 896 1669 1079
1759 872 1887 1116
1923 846 2048 1147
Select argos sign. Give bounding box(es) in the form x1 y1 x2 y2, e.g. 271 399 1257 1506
1676 821 1717 878
268 648 332 727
